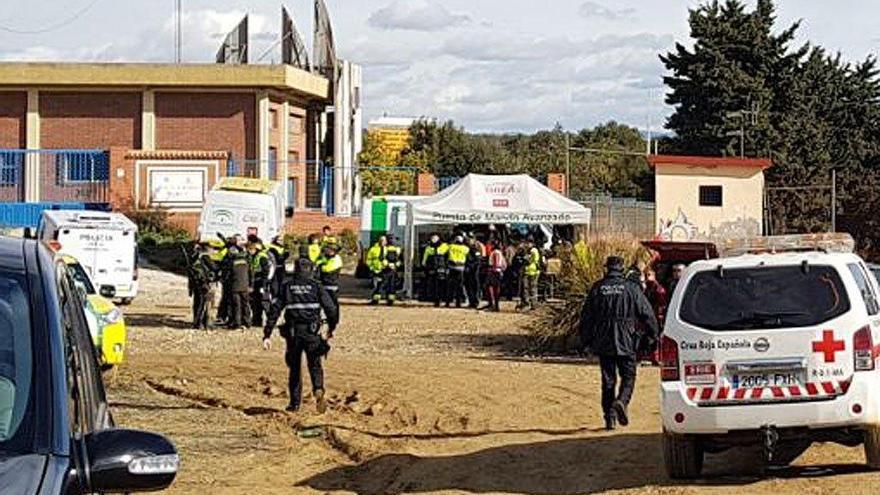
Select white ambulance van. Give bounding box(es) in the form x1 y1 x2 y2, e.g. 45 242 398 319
38 210 139 303
197 177 285 242
660 234 880 477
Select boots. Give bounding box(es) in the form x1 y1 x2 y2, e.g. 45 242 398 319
315 389 327 414
604 411 617 431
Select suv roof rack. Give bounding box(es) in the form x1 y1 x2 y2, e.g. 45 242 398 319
720 233 855 257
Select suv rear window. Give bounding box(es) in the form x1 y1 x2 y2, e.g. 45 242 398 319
680 265 850 331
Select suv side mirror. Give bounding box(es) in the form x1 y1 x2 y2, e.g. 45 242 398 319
99 285 116 298
285 206 294 218
86 429 179 493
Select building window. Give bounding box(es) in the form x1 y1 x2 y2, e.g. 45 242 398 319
0 153 22 186
269 108 279 130
56 153 109 184
289 114 304 135
268 147 278 180
699 185 723 207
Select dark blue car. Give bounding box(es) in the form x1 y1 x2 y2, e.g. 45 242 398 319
0 236 178 494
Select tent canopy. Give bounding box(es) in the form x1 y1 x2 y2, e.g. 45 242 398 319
402 174 590 297
410 173 591 225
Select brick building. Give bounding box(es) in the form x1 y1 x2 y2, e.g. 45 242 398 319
0 62 360 233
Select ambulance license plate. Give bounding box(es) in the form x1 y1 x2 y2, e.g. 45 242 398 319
731 372 802 389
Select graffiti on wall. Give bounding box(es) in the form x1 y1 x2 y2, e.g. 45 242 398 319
658 208 761 242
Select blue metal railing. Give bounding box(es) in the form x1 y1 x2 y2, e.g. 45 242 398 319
0 149 109 203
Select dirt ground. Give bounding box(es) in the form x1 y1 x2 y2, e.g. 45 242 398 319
106 268 880 495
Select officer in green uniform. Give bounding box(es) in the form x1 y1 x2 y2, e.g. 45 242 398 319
247 236 273 327
320 225 339 251
446 235 469 308
266 235 288 299
421 234 448 306
381 236 402 305
316 242 344 307
519 237 542 312
307 234 322 263
188 242 218 330
366 235 387 305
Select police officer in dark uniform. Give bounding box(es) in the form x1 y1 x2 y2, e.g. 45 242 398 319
580 256 659 430
262 257 339 413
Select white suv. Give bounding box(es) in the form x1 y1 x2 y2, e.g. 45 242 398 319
660 241 880 478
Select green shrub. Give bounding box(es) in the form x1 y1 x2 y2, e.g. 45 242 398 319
531 235 651 352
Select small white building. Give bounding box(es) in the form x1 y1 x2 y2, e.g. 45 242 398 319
649 155 771 242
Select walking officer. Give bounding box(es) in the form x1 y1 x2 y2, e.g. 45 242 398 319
262 257 339 413
518 238 542 311
446 235 469 308
579 255 659 430
316 242 343 307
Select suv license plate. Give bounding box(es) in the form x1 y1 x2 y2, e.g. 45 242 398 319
731 372 802 389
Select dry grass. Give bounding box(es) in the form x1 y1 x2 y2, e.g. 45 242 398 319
532 236 651 352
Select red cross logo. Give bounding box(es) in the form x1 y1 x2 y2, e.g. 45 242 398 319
812 330 845 363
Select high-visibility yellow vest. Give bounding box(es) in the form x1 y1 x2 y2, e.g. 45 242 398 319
366 243 384 273
524 247 541 276
448 243 469 266
308 243 322 262
318 254 343 273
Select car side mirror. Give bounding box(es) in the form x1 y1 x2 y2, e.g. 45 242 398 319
285 206 294 218
99 285 116 298
86 429 179 493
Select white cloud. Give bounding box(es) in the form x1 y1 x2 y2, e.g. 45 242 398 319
579 1 636 21
368 0 471 32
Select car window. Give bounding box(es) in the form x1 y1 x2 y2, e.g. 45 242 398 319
56 264 106 433
848 263 880 315
66 262 95 295
0 271 34 444
679 265 851 331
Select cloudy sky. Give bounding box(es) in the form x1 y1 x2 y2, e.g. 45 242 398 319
0 0 876 132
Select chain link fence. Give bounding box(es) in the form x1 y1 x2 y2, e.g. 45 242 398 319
573 192 656 238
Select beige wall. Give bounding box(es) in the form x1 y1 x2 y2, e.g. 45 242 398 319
655 163 764 241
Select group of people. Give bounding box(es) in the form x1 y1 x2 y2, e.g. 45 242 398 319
186 225 345 412
187 226 344 331
420 232 544 312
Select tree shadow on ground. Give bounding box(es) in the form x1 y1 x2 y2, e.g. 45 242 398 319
299 433 872 494
124 313 195 330
424 331 598 365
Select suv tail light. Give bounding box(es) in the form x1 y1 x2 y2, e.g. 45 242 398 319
660 335 680 381
854 325 875 371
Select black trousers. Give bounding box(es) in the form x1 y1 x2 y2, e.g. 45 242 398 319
428 271 447 307
229 291 250 328
465 268 481 308
446 268 466 306
192 288 206 328
284 327 324 408
249 286 265 326
599 354 637 418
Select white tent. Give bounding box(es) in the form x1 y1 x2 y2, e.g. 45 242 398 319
403 174 591 296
